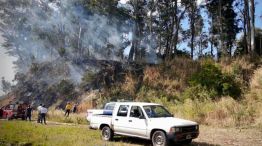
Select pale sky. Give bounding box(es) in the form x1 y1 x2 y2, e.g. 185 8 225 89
0 33 16 96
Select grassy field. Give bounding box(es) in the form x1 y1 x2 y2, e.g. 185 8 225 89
0 120 145 146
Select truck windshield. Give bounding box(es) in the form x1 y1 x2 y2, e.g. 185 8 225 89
143 105 173 118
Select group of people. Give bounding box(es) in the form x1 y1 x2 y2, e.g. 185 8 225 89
24 102 78 124
37 104 48 124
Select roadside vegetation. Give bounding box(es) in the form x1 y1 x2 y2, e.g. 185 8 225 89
82 57 262 128
31 109 88 125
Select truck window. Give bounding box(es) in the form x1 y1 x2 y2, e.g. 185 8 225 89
104 103 115 110
130 106 144 118
117 105 129 117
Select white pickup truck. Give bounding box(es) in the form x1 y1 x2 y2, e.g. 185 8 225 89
89 102 199 146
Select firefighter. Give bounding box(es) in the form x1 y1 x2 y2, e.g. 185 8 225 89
26 105 32 121
64 102 72 117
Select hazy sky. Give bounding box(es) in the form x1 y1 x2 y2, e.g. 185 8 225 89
0 33 16 96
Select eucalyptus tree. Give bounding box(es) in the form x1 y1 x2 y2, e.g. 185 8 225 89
206 0 240 58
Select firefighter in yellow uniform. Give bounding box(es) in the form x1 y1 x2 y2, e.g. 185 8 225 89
64 102 72 117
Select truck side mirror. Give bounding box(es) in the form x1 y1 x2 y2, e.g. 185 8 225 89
139 115 145 119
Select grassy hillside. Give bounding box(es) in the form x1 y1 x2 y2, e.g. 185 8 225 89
78 57 262 127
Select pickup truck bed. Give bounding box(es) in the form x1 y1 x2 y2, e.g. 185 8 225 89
90 115 112 129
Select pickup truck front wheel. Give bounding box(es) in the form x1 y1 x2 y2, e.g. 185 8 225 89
101 126 113 141
152 131 168 146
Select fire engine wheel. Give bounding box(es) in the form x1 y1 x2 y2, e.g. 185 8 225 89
101 126 113 141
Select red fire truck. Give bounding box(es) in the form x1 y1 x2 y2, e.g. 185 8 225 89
0 103 27 120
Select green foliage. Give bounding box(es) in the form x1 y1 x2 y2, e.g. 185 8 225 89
80 71 96 90
182 85 217 101
190 62 241 99
1 77 11 94
56 80 75 98
58 48 66 57
81 72 96 83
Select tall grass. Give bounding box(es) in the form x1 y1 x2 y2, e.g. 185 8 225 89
31 108 88 125
246 67 262 127
149 96 256 127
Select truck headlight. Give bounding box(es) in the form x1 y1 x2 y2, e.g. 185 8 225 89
170 127 181 133
195 125 199 130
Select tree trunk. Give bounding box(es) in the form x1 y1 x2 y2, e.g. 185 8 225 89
243 9 248 54
244 0 251 53
250 0 255 54
218 0 224 58
190 5 196 59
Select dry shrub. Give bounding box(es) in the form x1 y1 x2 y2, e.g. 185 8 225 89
143 67 161 84
122 72 138 96
78 101 93 113
220 56 254 89
169 57 200 82
248 67 262 101
45 108 87 124
170 97 256 127
245 67 262 126
142 59 189 96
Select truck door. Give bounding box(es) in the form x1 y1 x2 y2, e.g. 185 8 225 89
126 106 147 137
113 105 130 134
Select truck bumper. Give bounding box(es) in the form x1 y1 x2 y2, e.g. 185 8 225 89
167 132 199 142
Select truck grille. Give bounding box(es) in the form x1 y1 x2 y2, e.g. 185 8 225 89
181 126 196 133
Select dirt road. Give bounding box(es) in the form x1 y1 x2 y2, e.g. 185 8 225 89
108 125 262 146
193 126 262 146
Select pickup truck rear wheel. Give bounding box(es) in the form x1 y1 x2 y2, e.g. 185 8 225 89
152 130 168 146
101 126 113 141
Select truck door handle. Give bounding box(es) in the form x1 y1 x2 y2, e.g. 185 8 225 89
115 119 119 121
129 120 132 122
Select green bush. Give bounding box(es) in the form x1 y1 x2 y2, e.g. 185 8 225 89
189 62 241 99
182 85 217 101
56 80 75 98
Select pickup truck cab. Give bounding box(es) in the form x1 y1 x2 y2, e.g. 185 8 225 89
89 102 199 146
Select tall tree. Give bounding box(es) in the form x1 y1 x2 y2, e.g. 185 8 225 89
182 0 203 59
207 0 240 58
250 0 255 53
1 77 11 94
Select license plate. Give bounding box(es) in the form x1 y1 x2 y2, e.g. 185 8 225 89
186 135 191 139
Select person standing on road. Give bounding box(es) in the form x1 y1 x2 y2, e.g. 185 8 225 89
26 105 32 121
37 104 42 123
64 102 72 117
40 105 47 124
